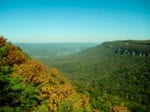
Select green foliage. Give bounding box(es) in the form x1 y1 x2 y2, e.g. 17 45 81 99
9 76 39 109
58 101 73 112
0 45 8 58
44 40 150 112
0 66 13 107
36 103 49 112
0 66 12 74
0 74 39 111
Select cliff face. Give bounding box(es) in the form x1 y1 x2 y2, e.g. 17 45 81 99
102 40 150 56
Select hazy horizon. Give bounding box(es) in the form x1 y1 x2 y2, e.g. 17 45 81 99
0 0 150 43
12 39 149 44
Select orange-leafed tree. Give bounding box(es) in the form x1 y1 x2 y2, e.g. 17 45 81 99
12 60 91 112
0 38 27 66
0 36 7 47
112 106 128 112
12 60 49 85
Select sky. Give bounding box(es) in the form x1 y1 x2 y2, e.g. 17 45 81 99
0 0 150 43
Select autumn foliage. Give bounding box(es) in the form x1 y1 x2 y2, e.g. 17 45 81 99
0 37 27 66
0 36 6 47
12 60 91 111
112 106 127 112
0 37 92 112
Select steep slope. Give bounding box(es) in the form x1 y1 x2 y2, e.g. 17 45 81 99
0 37 92 112
44 40 150 112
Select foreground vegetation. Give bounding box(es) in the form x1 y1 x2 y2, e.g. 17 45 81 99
43 40 150 112
0 37 92 112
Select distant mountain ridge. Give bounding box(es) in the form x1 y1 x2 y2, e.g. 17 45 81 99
15 43 97 59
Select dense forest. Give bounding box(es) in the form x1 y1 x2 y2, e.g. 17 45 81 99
1 37 150 112
41 40 150 112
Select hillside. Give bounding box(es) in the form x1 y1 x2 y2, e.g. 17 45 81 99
1 37 149 112
0 37 93 112
43 40 150 112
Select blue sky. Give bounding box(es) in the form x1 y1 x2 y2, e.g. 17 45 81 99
0 0 150 43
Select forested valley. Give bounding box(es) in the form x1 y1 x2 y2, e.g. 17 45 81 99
0 36 150 112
